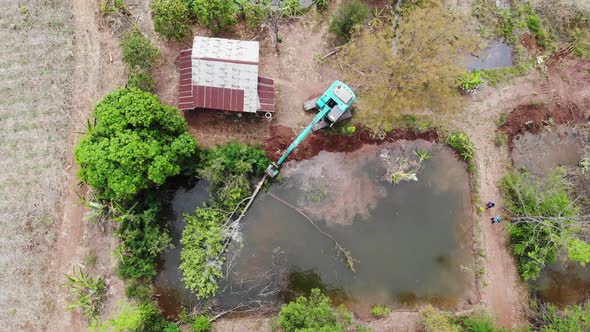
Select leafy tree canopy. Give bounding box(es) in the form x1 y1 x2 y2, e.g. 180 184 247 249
502 168 590 280
186 0 238 34
151 0 192 40
338 0 482 131
75 88 197 201
329 0 370 44
279 289 361 332
121 29 160 70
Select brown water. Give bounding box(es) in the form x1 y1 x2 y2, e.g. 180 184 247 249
532 262 590 307
155 141 476 317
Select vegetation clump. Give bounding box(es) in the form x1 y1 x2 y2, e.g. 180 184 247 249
127 70 156 93
501 168 590 280
64 268 106 319
458 70 484 91
115 206 172 280
446 132 476 162
370 304 391 318
151 0 192 40
180 142 269 299
279 288 368 331
120 29 160 70
329 0 369 44
75 88 197 201
90 301 177 332
339 0 481 130
186 0 238 34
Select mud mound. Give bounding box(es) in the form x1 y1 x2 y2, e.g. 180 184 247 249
499 103 587 148
263 125 438 163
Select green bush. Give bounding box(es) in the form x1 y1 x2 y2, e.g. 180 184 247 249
187 0 238 33
64 268 107 319
534 302 590 332
239 0 271 29
151 0 192 40
121 29 160 69
329 0 369 44
128 70 156 93
460 313 499 332
116 207 172 280
279 288 354 331
198 142 268 184
91 301 171 332
180 206 226 299
370 304 391 318
458 70 484 90
419 305 460 332
280 0 303 17
192 315 210 332
75 88 198 201
446 132 475 162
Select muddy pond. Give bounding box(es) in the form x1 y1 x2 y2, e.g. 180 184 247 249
155 141 476 318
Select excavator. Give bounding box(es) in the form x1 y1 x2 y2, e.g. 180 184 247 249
265 80 357 177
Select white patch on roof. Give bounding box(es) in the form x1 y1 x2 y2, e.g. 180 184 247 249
191 36 261 113
192 36 259 63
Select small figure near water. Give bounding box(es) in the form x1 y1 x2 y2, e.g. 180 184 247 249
491 216 501 224
486 201 496 209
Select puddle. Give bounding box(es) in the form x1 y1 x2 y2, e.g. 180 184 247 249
512 128 584 176
155 141 475 318
465 41 513 71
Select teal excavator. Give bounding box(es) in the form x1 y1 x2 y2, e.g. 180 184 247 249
265 80 357 178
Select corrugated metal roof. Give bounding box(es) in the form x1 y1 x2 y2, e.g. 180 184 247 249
178 37 276 114
192 36 259 64
192 58 258 113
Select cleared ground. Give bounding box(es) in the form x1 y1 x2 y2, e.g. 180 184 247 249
0 0 74 329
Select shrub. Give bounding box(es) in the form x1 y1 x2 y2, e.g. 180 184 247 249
446 132 475 162
116 207 172 280
460 312 498 332
75 88 198 201
419 305 460 332
91 301 171 332
121 29 160 69
239 0 271 29
64 268 107 319
458 70 484 90
198 142 268 183
128 70 155 93
151 0 192 40
533 302 590 332
180 206 226 299
192 315 210 332
370 304 391 318
316 0 329 10
279 288 354 331
280 0 303 17
187 0 238 34
329 0 369 44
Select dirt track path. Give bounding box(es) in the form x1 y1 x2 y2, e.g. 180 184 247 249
48 0 125 330
452 83 534 328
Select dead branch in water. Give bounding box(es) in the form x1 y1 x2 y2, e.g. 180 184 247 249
267 192 357 273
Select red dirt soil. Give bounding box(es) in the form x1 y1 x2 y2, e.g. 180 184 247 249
499 103 588 148
263 125 438 163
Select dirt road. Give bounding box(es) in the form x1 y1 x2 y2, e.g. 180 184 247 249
47 0 126 330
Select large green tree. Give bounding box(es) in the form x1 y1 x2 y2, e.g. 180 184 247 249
339 0 482 130
75 88 197 201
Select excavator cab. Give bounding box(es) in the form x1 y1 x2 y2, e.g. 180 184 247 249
304 81 356 131
265 81 356 178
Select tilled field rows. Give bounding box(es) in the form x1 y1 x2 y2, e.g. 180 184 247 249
0 0 74 329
